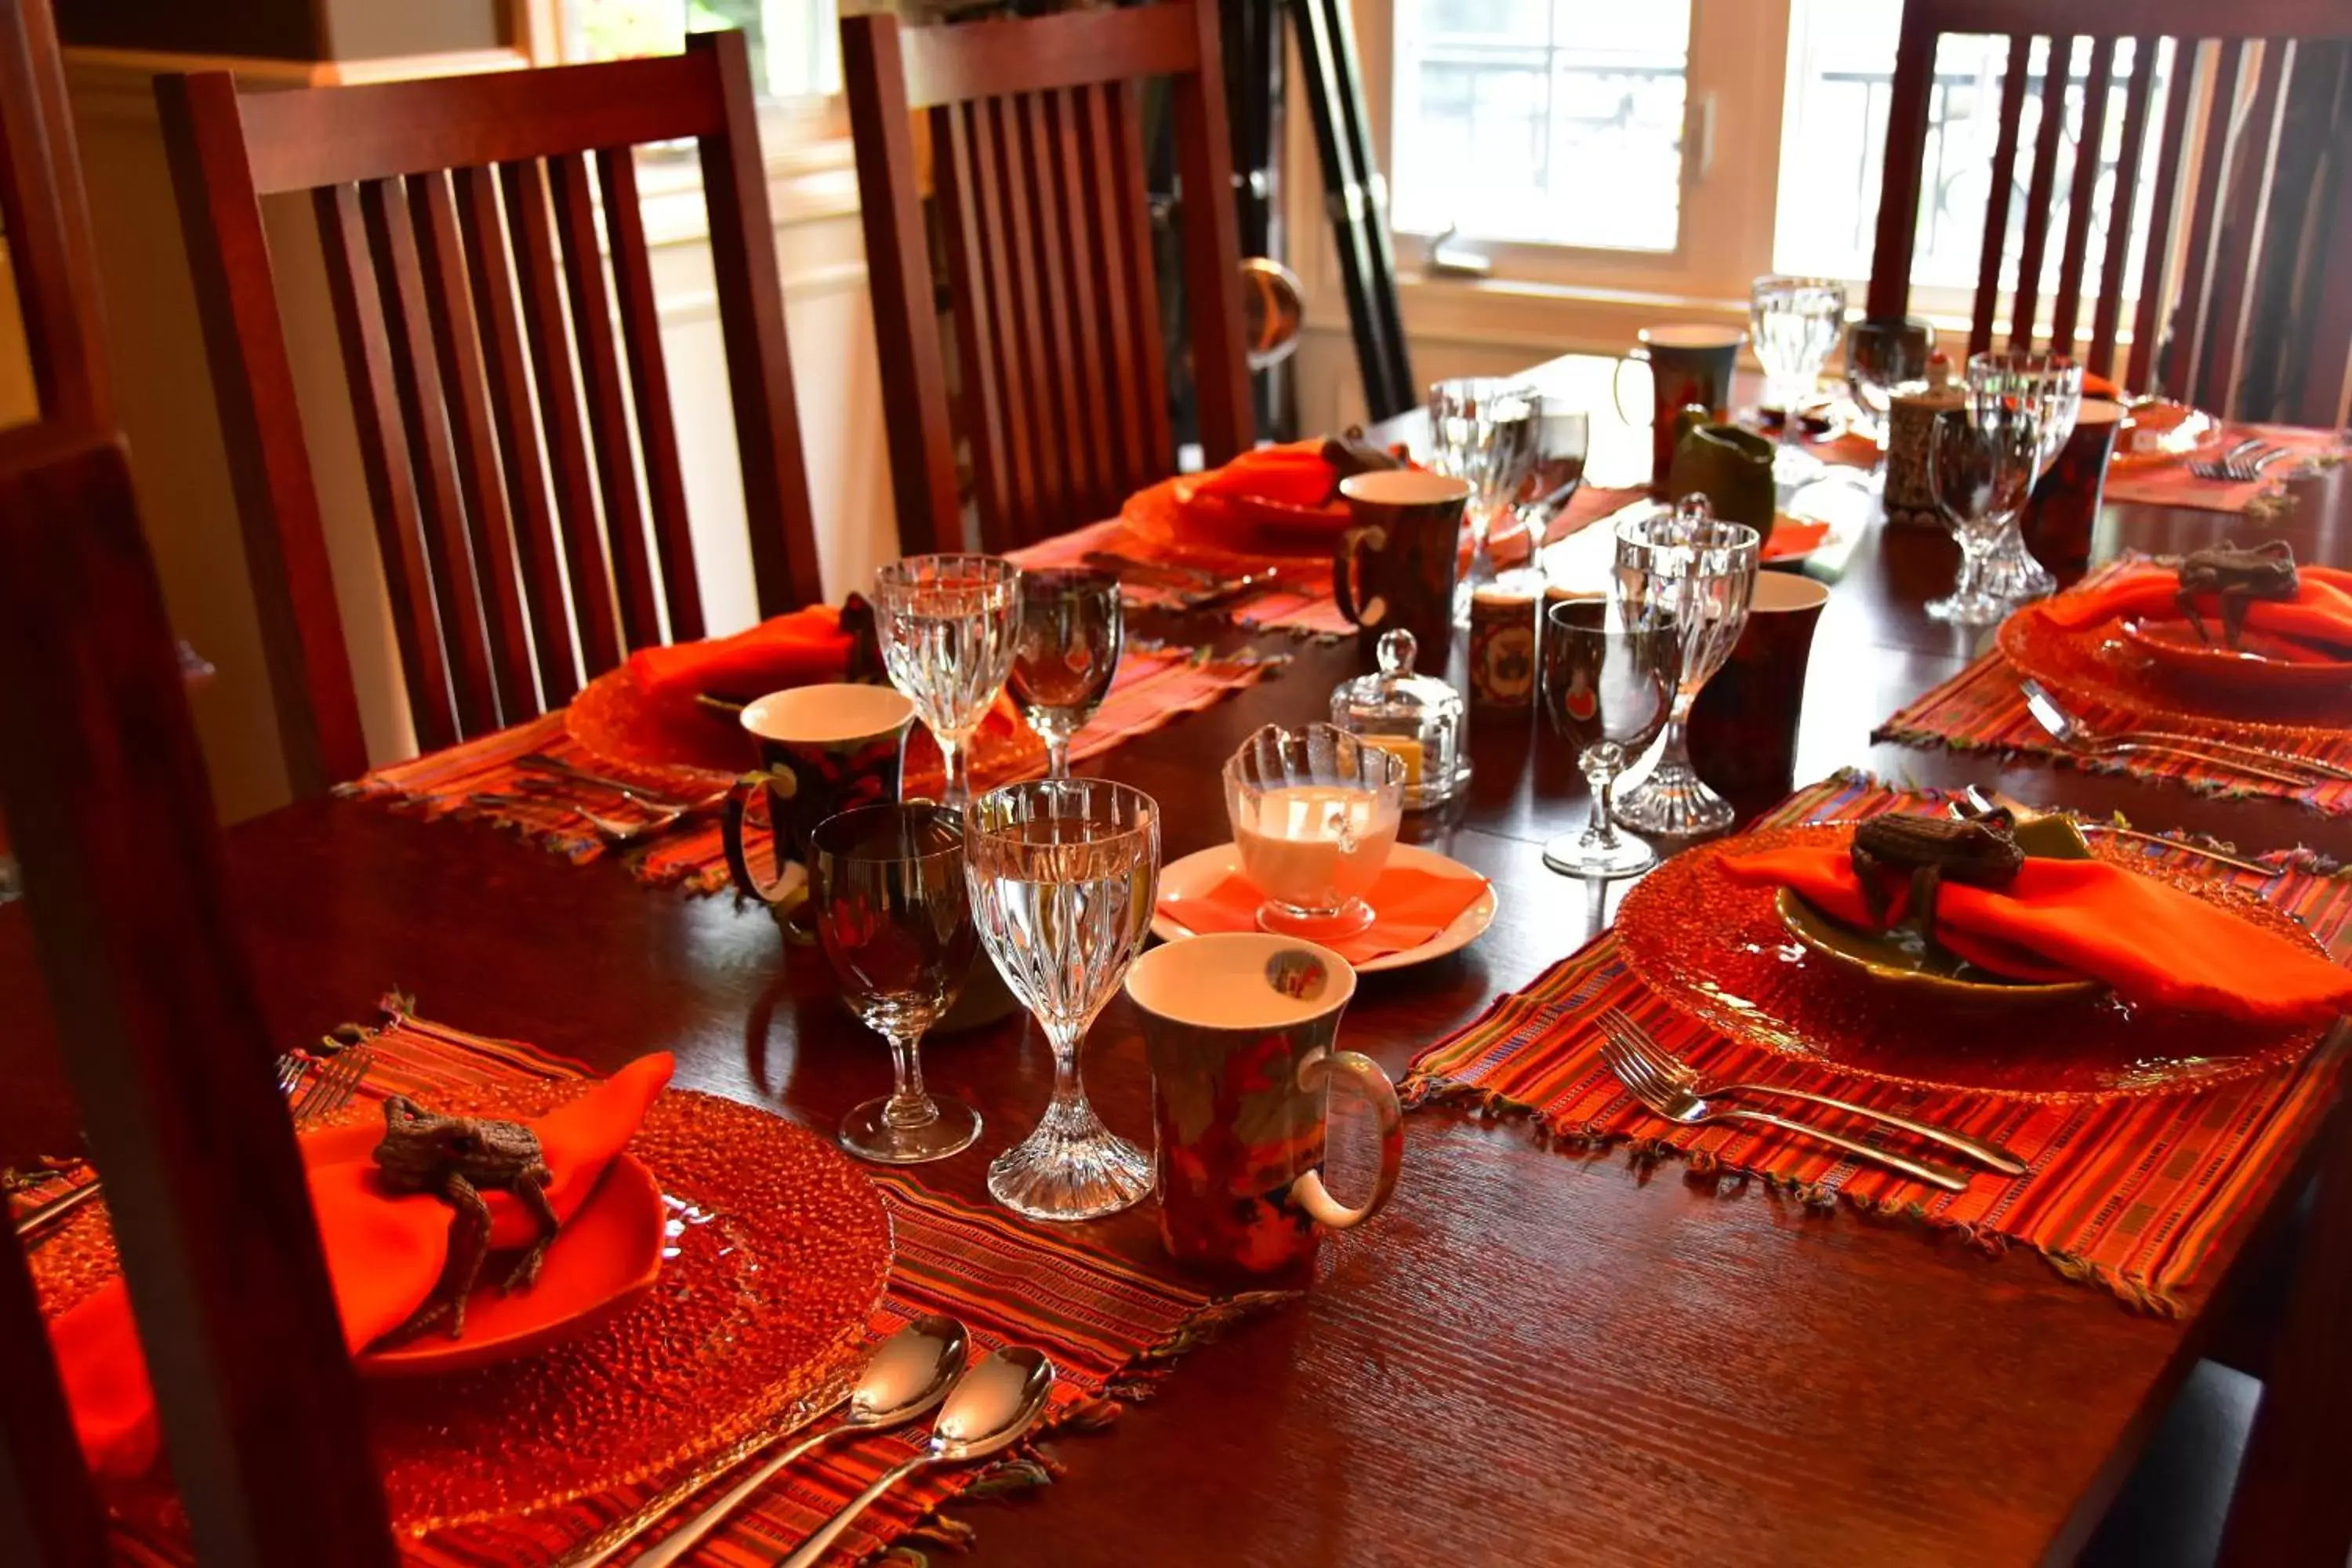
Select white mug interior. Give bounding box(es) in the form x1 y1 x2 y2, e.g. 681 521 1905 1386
739 683 915 745
1127 932 1358 1031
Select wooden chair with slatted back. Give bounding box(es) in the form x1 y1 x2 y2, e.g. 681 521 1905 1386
1867 0 2352 424
154 33 826 799
0 0 111 426
0 421 394 1566
843 4 1253 557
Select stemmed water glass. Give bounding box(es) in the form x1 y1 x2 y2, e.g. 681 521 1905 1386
1511 398 1591 542
1750 276 1847 483
964 778 1160 1221
808 802 982 1164
1539 599 1682 879
1608 498 1760 838
1926 405 2039 626
1428 376 1537 595
1965 350 2081 604
874 554 1020 809
1007 568 1123 780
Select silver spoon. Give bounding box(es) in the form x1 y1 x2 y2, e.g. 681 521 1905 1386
589 1316 969 1568
775 1347 1055 1568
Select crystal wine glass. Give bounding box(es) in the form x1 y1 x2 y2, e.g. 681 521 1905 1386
1750 275 1847 484
1008 568 1123 780
874 554 1020 809
1965 350 2080 604
1926 405 2039 626
808 802 982 1164
965 778 1160 1221
1608 498 1760 838
1221 723 1406 940
1512 397 1591 542
1539 598 1682 879
1428 376 1537 595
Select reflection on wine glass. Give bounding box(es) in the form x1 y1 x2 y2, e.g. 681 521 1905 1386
1609 498 1759 838
1221 724 1405 940
808 803 982 1164
965 779 1160 1221
1751 275 1847 485
1512 397 1590 542
1965 350 2080 605
1926 405 2038 626
1428 376 1537 595
874 554 1020 810
1539 599 1681 879
1008 568 1123 781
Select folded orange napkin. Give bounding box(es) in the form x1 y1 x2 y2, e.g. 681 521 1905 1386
1762 519 1828 562
1159 863 1489 965
48 1052 673 1476
2041 564 2352 657
1724 847 2352 1025
1191 440 1338 511
627 605 855 704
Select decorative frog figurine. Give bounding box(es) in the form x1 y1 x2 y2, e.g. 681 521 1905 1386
372 1096 559 1338
1319 426 1408 497
1849 815 2025 938
2176 540 2299 650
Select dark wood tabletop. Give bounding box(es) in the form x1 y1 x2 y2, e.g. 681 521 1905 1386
5 354 2349 1566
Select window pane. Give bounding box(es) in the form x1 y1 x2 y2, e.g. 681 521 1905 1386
1390 0 1692 252
1774 0 2172 311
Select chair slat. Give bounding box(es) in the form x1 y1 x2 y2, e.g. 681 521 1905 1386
2129 38 2201 393
2088 38 2158 379
2010 35 2074 350
2049 36 2115 355
409 169 538 721
2196 39 2292 417
2299 142 2352 425
966 97 1040 550
1111 81 1175 471
314 183 458 752
1077 81 1152 496
0 0 108 426
1864 0 1940 323
360 176 500 739
1969 34 2033 357
1019 89 1097 532
934 99 1013 548
994 93 1071 544
499 157 624 677
1047 86 1119 522
2171 38 2248 403
597 147 702 643
455 163 579 706
1168 0 1250 468
547 151 661 652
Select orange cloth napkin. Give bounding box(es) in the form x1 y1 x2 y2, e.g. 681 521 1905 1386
1159 863 1490 965
47 1053 673 1477
1724 847 2352 1025
627 605 854 704
2041 564 2352 658
1191 440 1338 510
1762 519 1828 562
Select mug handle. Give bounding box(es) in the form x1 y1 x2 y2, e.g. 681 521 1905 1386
1287 1047 1403 1231
1330 523 1389 629
721 765 807 914
1611 346 1651 426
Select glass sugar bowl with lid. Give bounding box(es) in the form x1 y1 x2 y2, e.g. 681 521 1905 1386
1330 629 1466 809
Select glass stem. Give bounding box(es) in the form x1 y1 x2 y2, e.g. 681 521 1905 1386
937 734 968 809
1578 748 1623 851
882 1032 939 1131
1046 1022 1087 1112
1042 728 1071 782
1653 689 1697 777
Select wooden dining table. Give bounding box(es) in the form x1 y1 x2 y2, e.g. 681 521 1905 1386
5 352 2348 1565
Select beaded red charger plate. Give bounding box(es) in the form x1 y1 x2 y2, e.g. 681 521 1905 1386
1122 475 1349 558
49 1086 893 1531
1616 824 2329 1101
1998 599 2352 738
566 662 751 776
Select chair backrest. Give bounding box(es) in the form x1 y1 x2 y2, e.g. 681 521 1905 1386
156 33 825 797
843 5 1253 557
1867 0 2352 423
0 422 393 1565
0 0 110 426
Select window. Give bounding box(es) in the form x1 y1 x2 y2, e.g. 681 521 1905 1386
554 0 840 101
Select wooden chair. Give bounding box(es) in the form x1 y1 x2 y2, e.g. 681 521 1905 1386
1867 1 2352 423
0 0 111 426
843 4 1253 556
0 422 392 1565
156 33 826 797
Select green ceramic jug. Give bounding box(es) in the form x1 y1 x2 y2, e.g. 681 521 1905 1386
1666 406 1777 550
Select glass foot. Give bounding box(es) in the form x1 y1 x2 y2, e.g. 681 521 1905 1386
1257 897 1377 942
1541 829 1657 880
1978 548 2056 604
988 1096 1152 1221
1926 589 2010 627
1612 761 1735 837
840 1095 980 1166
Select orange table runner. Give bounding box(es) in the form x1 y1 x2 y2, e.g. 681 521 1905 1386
1402 771 2352 1313
85 1007 1283 1567
343 641 1283 893
2104 421 2347 515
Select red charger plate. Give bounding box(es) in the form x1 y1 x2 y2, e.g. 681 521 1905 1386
2118 615 2352 696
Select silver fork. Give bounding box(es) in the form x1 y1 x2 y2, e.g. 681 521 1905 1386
1951 784 2281 879
470 789 690 846
515 753 712 814
14 1050 364 1241
2018 678 2338 787
289 1047 375 1123
2187 437 2267 481
1599 1009 2024 1175
1595 1018 1970 1192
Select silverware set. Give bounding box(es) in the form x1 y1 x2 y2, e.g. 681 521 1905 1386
1081 550 1294 612
2187 437 2297 483
12 1047 372 1244
1596 1009 2023 1192
566 1316 1053 1568
1948 783 2281 879
2019 677 2349 789
470 755 729 845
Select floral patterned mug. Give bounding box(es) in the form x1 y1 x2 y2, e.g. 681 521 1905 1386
1125 934 1403 1276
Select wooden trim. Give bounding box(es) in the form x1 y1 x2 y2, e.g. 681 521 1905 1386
1915 0 2352 42
898 6 1200 109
